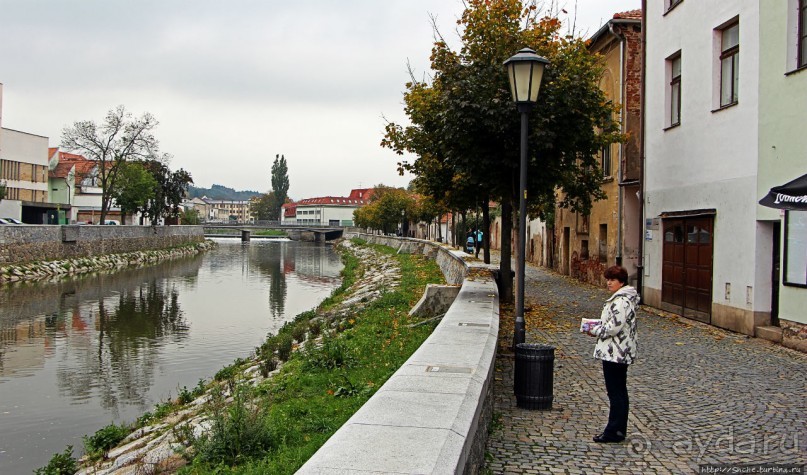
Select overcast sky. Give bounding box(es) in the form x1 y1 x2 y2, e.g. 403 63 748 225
0 0 639 200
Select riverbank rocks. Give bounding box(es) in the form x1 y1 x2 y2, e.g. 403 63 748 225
0 241 217 284
74 238 406 474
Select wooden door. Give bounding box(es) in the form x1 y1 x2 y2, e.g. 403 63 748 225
661 217 714 322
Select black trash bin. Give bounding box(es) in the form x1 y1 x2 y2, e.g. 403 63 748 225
514 343 555 410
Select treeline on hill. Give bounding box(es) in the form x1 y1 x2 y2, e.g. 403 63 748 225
187 184 261 201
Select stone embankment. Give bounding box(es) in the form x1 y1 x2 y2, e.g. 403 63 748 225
299 234 499 474
0 224 205 265
75 239 404 474
0 241 217 284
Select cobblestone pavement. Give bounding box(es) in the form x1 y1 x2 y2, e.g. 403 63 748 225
485 256 807 474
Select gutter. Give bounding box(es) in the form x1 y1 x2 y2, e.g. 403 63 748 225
638 0 647 294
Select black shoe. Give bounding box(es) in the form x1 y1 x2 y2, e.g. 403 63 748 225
593 432 625 443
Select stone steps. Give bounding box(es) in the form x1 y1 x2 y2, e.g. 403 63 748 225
755 325 783 343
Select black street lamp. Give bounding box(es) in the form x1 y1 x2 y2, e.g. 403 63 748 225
401 208 406 236
504 48 549 346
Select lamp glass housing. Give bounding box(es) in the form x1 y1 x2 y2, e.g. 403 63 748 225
504 48 548 104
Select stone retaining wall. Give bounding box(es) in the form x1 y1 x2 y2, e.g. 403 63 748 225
299 233 499 474
353 235 469 285
0 225 204 265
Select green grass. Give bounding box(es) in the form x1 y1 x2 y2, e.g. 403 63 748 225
177 240 445 474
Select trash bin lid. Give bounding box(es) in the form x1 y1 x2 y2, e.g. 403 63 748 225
515 343 555 352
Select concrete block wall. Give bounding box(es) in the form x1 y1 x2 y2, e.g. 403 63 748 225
299 233 499 474
0 225 205 264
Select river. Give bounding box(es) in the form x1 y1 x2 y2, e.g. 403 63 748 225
0 238 343 474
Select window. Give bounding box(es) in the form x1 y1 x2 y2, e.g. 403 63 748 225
581 240 590 260
599 224 608 263
800 0 807 68
576 214 589 234
601 145 612 177
719 21 739 107
670 53 682 126
784 211 807 287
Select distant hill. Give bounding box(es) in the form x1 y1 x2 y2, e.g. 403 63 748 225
187 184 262 201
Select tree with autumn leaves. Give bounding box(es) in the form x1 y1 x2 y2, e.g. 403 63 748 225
382 0 622 300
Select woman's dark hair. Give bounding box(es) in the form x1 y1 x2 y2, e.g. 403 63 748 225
604 265 628 285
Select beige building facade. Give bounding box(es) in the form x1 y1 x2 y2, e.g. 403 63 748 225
551 11 643 286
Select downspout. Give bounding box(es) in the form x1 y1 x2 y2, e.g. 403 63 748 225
637 0 647 295
609 22 626 267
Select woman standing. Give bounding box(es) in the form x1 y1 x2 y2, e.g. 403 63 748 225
587 265 639 443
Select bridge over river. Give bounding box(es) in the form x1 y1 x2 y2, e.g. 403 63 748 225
203 224 344 242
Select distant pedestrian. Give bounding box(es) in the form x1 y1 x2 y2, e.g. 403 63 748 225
585 265 638 443
466 233 475 254
475 229 483 257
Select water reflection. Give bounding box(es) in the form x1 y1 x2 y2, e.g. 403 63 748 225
0 256 202 383
0 240 342 474
57 282 190 414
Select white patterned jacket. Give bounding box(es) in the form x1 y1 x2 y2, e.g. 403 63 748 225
592 285 639 364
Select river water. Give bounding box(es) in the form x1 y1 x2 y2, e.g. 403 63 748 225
0 238 343 474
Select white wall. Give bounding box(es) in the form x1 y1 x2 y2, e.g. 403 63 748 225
0 128 50 195
644 0 763 313
292 205 360 225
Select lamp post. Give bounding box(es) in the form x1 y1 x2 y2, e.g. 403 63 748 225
504 48 549 347
401 208 406 237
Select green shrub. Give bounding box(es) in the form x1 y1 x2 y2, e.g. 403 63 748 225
82 423 129 459
308 319 322 337
136 411 154 427
304 336 355 370
34 446 77 475
276 333 294 361
177 385 194 405
291 322 308 343
259 358 278 377
193 378 207 397
214 364 238 383
153 400 175 419
191 387 275 464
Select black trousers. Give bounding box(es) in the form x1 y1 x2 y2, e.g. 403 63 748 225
602 360 629 436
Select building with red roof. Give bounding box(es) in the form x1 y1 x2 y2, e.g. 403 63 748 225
47 147 126 224
281 188 374 226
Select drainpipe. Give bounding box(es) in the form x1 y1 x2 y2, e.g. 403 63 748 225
637 0 647 294
609 22 626 267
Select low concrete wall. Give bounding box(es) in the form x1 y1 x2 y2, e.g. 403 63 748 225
0 225 205 265
299 233 499 474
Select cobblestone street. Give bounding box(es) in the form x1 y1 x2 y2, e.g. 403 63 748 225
485 259 807 474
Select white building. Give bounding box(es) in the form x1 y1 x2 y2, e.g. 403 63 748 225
643 0 806 350
0 84 55 223
281 189 372 226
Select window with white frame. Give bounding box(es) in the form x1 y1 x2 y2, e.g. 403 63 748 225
669 53 682 126
719 21 739 107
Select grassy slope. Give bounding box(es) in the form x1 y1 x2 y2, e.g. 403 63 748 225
179 240 445 474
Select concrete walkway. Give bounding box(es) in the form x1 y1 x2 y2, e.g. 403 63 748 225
485 256 806 474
